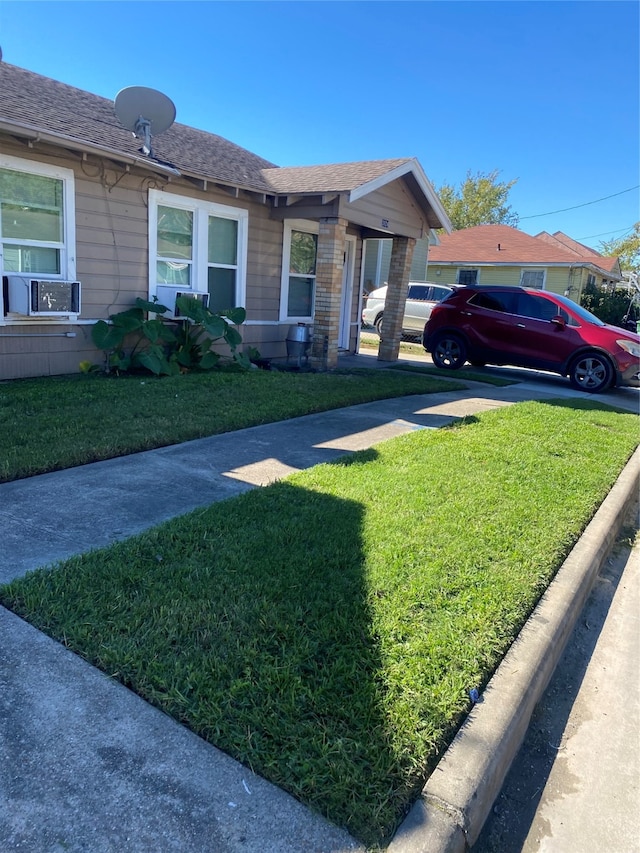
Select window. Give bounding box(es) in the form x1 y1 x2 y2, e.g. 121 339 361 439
457 268 478 285
430 285 453 301
516 293 560 321
281 222 318 320
208 216 238 313
0 155 76 280
408 285 429 300
520 269 545 289
469 290 518 313
149 190 247 313
156 205 193 287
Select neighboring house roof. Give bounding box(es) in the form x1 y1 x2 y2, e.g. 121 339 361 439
428 224 621 278
0 62 450 230
535 230 621 274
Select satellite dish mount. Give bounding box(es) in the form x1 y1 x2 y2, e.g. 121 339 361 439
114 86 176 159
134 116 153 156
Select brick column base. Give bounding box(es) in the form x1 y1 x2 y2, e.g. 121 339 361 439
378 235 416 362
311 217 347 369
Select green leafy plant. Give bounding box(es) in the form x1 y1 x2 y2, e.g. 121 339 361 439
580 280 639 329
91 296 249 375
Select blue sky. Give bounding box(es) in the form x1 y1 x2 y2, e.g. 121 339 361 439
1 0 638 250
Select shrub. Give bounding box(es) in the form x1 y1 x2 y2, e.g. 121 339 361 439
580 281 639 329
90 296 250 375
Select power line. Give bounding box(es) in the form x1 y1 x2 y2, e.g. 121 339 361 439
576 225 636 241
520 186 640 220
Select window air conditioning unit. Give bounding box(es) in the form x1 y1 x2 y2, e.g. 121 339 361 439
155 286 209 319
3 275 81 317
174 291 209 317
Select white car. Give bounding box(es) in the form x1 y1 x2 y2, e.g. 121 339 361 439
362 282 454 339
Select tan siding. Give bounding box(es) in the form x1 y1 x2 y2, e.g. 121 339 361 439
245 213 283 321
0 139 293 376
1 135 424 375
0 323 98 380
344 180 425 238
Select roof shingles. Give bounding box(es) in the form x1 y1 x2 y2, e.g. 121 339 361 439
0 63 423 203
429 224 620 276
0 63 277 191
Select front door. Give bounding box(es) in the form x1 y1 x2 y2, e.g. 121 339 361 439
339 237 356 349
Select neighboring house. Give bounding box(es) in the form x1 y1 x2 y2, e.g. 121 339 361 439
0 62 451 380
426 224 623 301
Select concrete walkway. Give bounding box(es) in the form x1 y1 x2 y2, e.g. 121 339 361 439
1 355 638 852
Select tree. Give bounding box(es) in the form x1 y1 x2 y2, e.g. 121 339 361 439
436 169 519 230
598 222 640 272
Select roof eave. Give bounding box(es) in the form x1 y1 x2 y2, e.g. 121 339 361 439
0 119 184 177
0 118 275 196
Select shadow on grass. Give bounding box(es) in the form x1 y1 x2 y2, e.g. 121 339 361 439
0 478 439 846
389 363 517 386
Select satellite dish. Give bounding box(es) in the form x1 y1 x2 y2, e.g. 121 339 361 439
114 86 176 157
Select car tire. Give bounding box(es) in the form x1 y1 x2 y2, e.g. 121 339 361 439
431 333 467 370
568 351 614 393
375 314 383 337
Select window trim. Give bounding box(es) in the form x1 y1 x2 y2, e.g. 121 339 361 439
149 189 248 309
0 153 77 283
456 268 479 286
280 219 319 323
519 268 547 289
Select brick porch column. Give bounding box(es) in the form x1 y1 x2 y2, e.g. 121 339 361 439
312 216 348 369
378 235 416 362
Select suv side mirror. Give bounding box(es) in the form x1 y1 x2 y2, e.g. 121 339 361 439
551 315 566 329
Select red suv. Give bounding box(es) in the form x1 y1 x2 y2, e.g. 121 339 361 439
423 285 640 393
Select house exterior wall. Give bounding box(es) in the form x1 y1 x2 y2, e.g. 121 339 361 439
426 262 589 301
343 180 427 240
0 135 431 380
0 138 293 379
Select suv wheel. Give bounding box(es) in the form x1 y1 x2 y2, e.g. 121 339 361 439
431 333 467 370
375 314 384 337
569 352 614 393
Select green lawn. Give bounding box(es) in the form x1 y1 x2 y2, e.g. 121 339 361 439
389 362 516 385
0 368 464 483
2 399 637 847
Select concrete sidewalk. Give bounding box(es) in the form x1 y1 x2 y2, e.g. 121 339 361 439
1 357 638 852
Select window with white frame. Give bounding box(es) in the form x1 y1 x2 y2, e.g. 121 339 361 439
520 269 546 289
281 222 318 321
0 155 76 280
149 190 247 313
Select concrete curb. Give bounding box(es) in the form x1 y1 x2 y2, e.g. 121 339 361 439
387 444 640 853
